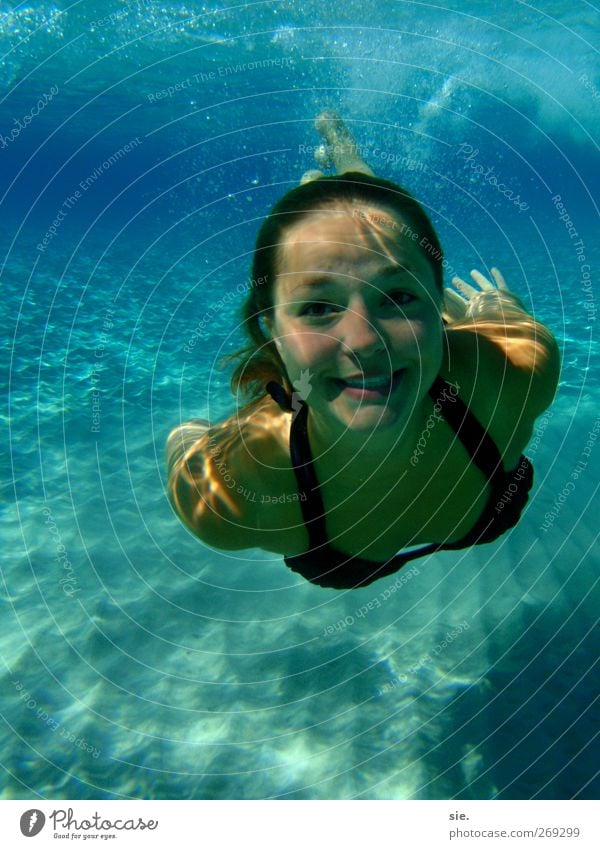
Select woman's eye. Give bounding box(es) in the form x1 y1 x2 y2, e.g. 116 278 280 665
386 290 417 307
300 302 338 317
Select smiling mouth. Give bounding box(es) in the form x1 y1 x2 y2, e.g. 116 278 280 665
332 368 406 395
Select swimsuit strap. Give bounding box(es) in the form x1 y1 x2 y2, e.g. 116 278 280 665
266 381 329 549
265 380 294 412
288 402 330 549
429 376 533 548
429 376 505 486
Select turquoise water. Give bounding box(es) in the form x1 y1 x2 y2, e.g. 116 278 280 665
1 1 598 799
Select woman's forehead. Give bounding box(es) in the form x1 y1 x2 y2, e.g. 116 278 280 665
283 202 402 243
275 202 426 279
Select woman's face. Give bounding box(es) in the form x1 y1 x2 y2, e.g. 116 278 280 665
268 201 444 434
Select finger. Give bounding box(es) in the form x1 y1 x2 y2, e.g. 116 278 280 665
442 289 469 322
452 275 479 299
445 288 468 308
469 269 494 291
449 277 470 298
490 267 509 290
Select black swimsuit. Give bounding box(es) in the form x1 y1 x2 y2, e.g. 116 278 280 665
265 377 534 589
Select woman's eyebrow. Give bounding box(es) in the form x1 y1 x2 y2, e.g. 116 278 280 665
293 263 410 292
291 274 336 292
378 262 414 276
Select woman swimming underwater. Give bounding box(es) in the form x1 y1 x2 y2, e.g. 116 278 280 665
167 111 560 589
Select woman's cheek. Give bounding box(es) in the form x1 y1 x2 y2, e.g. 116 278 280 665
410 316 443 356
282 331 331 369
276 342 310 385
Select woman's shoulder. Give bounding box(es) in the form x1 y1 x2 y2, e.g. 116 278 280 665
444 308 560 415
170 396 294 549
218 395 291 469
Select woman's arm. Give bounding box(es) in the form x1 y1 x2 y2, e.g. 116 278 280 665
443 267 561 419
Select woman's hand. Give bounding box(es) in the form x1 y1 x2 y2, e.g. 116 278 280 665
442 264 559 445
443 267 526 323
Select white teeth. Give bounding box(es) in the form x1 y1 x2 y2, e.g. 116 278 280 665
341 370 403 390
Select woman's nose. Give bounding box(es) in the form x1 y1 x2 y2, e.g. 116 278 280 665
341 305 384 355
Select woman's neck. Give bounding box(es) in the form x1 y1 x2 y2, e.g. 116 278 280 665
306 393 435 481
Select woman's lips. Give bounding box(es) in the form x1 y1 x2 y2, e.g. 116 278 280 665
332 368 406 398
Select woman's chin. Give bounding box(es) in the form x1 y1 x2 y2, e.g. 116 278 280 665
310 380 418 434
336 402 407 432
